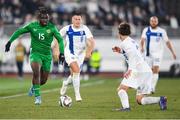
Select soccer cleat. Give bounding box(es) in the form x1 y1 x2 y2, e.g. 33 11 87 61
159 96 167 110
113 107 131 112
75 94 82 102
28 86 34 96
34 96 42 105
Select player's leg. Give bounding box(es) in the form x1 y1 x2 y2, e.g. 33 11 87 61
151 65 160 93
60 62 71 95
40 68 49 85
136 70 167 110
31 62 42 105
151 54 162 93
136 95 167 110
70 61 81 101
116 84 130 111
60 73 72 95
39 54 52 85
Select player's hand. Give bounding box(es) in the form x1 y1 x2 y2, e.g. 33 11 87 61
5 41 11 52
112 46 121 53
123 69 132 79
59 53 65 65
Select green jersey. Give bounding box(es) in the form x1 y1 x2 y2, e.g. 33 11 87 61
9 21 64 55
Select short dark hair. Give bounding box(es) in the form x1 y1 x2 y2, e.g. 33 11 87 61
72 10 82 16
118 22 131 35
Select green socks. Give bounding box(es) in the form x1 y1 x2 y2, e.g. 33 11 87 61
33 84 40 97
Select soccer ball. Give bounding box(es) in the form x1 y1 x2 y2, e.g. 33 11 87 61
59 95 72 107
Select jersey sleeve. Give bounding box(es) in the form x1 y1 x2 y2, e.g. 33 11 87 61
53 26 64 54
162 29 169 42
9 23 30 43
59 26 68 37
84 25 93 39
141 27 147 39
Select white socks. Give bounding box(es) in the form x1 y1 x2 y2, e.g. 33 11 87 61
72 73 80 97
141 97 160 105
60 75 72 95
64 75 72 85
152 74 159 92
118 89 130 108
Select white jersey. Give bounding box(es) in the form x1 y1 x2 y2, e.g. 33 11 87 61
60 24 93 66
120 37 144 70
141 26 169 56
60 24 93 56
120 37 152 95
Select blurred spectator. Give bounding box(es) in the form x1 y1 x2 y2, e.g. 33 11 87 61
63 61 70 80
51 55 59 79
89 49 102 75
170 15 179 29
0 19 4 37
81 59 90 81
0 0 179 27
51 39 60 79
15 39 26 80
0 52 2 73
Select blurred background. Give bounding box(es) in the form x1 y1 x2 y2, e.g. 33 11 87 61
0 0 180 78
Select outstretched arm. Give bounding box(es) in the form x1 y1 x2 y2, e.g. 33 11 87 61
5 24 29 52
166 41 176 60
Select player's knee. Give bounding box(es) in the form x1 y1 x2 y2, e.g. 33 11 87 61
118 89 126 95
136 96 143 105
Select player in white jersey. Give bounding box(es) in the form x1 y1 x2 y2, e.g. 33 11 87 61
140 16 176 93
112 22 167 111
59 12 95 101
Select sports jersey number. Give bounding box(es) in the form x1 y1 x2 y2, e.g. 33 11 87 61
38 33 45 40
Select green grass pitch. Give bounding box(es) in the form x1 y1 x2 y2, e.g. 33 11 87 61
0 76 180 119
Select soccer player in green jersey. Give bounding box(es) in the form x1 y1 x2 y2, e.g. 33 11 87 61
5 7 65 105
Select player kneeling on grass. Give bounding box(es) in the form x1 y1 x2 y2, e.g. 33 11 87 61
112 22 167 111
5 7 64 105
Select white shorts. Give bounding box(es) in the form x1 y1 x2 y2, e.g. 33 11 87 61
121 62 152 95
145 52 163 67
64 49 85 70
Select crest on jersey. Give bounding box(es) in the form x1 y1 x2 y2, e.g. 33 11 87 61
46 29 51 33
33 28 37 31
80 31 84 35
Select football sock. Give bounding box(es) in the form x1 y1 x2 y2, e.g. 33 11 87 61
33 84 40 97
118 89 130 108
64 75 72 85
141 97 160 105
152 74 159 92
72 73 80 96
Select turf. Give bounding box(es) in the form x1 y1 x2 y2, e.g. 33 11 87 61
0 76 180 119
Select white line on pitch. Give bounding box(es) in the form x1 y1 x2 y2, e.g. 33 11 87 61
0 80 105 99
